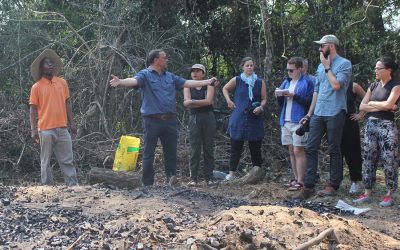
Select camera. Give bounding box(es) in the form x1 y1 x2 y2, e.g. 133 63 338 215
250 101 260 112
245 101 261 114
296 116 310 136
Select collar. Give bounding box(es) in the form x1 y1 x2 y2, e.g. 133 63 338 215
148 66 166 75
38 76 57 84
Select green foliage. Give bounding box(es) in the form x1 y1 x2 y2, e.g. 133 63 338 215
0 0 399 173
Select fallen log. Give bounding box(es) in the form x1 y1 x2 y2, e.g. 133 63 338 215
87 167 142 189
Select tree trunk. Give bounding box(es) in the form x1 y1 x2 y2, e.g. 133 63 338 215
367 1 385 36
258 0 273 82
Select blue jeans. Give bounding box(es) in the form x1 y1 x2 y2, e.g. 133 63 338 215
304 111 345 189
142 117 177 186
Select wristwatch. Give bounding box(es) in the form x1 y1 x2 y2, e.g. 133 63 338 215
325 68 331 73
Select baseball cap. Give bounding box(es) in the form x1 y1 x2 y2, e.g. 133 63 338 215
314 35 340 46
191 64 206 73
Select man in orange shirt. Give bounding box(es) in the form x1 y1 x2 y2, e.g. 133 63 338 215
29 49 78 186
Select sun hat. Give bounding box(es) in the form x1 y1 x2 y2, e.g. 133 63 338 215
191 64 206 73
30 49 63 81
314 34 340 46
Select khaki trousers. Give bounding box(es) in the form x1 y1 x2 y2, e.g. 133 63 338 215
39 128 78 186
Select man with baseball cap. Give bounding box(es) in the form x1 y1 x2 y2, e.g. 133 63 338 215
183 64 217 187
29 49 78 186
294 34 352 200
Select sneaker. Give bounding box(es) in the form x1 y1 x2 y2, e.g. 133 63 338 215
168 176 179 187
379 196 394 207
206 180 218 187
349 182 360 194
292 187 315 201
187 180 198 187
225 174 237 181
353 194 371 204
317 185 337 197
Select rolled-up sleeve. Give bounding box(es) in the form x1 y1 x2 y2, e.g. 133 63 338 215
335 60 352 86
134 70 147 88
172 74 186 90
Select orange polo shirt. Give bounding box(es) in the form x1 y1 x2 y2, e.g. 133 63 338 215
29 76 70 131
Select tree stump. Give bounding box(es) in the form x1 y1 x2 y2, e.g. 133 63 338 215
87 167 142 189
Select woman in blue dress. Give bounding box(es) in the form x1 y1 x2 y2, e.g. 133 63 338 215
222 57 267 180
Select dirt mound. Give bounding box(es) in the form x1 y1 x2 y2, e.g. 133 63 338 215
1 184 399 249
214 206 399 249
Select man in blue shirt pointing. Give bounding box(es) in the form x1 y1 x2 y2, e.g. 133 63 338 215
110 49 217 187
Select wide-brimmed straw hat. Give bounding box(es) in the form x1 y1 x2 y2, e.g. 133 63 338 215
30 49 63 81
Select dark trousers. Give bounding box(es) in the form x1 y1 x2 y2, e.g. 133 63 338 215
341 115 363 182
304 111 345 190
142 117 177 186
189 112 216 181
229 138 262 172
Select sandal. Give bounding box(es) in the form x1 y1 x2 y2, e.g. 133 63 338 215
284 179 297 188
288 182 303 191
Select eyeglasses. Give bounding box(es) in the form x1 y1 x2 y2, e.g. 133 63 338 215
287 69 296 73
375 67 387 71
319 43 328 48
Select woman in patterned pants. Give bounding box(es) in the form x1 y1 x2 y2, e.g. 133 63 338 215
353 56 400 207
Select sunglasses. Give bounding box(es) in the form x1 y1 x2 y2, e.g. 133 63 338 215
319 43 329 48
375 67 387 71
287 69 296 73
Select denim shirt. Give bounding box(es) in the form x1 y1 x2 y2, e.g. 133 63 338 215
314 55 352 116
135 67 186 115
277 75 314 126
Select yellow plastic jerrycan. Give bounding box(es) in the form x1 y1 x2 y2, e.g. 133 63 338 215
112 136 141 172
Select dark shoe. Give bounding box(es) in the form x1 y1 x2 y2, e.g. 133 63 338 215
317 185 337 197
292 187 315 200
140 183 153 193
168 175 179 187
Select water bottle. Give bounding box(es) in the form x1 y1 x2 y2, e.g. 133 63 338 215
212 170 228 180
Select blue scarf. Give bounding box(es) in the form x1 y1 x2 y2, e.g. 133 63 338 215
240 73 257 101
